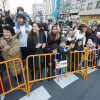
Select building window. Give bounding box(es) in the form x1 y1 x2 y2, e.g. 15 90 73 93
87 2 93 10
96 1 100 8
82 0 86 2
77 0 80 1
66 9 70 13
71 4 75 9
80 4 85 10
76 3 80 9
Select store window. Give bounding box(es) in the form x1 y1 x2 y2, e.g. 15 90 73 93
96 1 100 8
80 4 85 10
71 4 75 9
76 3 80 9
87 2 93 10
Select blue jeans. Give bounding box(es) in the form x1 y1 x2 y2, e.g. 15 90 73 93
56 68 66 75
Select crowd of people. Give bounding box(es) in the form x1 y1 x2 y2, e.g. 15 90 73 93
0 6 100 100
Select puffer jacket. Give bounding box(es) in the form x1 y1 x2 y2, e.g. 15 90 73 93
0 34 22 76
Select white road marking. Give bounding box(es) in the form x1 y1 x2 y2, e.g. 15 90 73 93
87 68 98 74
19 86 51 100
54 74 79 89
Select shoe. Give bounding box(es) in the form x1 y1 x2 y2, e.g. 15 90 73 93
48 78 53 81
1 95 5 100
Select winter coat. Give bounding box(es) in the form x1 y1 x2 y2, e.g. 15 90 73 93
27 31 46 55
27 31 46 69
96 38 100 45
58 46 68 60
47 34 61 47
0 18 8 34
74 30 86 46
0 34 22 76
34 15 42 23
74 45 84 67
46 51 61 68
6 16 15 27
90 30 98 44
0 54 5 77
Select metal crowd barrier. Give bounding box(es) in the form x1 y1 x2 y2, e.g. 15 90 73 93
0 58 28 97
26 51 87 96
0 49 100 97
85 49 100 79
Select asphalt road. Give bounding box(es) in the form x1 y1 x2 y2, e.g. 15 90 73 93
3 67 100 100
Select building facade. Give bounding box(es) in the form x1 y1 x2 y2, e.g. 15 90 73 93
79 0 100 23
32 3 44 17
0 0 10 11
43 0 53 20
70 0 80 19
58 0 71 20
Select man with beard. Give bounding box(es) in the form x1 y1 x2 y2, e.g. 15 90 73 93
14 14 32 60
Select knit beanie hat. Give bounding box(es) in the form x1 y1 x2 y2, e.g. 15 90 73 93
86 39 93 47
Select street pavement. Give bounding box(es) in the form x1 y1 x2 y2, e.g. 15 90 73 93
3 67 100 100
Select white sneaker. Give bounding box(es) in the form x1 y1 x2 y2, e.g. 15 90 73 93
1 95 5 100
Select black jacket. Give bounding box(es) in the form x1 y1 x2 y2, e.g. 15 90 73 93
0 54 5 77
27 31 46 55
0 18 8 34
6 16 15 27
47 34 61 47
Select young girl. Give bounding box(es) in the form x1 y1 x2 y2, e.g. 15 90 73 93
86 39 98 66
75 38 84 70
65 29 74 45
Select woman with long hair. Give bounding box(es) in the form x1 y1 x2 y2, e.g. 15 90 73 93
47 25 61 47
27 22 46 79
74 24 87 46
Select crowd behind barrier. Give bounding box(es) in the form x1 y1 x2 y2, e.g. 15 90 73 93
0 49 100 97
0 6 100 99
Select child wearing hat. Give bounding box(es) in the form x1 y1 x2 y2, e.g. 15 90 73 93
86 39 98 66
74 38 84 70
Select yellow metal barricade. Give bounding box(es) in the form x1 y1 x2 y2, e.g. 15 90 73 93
0 58 28 97
26 52 87 96
0 50 100 98
86 49 100 79
69 51 87 80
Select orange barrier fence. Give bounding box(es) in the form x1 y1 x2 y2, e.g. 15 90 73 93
0 49 100 97
0 58 27 97
85 49 100 79
26 51 87 96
